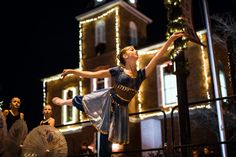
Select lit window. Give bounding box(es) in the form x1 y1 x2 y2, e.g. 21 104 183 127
62 87 78 125
95 20 106 46
157 62 177 107
129 21 138 46
91 78 110 91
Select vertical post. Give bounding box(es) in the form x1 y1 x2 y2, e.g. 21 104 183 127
175 49 191 157
202 0 227 156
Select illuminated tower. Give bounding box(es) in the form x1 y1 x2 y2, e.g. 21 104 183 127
75 0 152 108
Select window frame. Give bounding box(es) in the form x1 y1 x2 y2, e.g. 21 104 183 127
129 21 138 46
156 62 177 107
95 20 106 46
61 87 79 125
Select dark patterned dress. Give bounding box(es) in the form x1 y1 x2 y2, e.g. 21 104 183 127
6 110 21 131
73 66 146 144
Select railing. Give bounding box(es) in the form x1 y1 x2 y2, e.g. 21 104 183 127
57 95 236 157
58 108 168 157
170 95 236 157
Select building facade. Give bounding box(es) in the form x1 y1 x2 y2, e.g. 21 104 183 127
42 0 234 156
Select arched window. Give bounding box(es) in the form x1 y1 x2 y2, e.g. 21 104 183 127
95 20 106 56
129 21 138 46
95 20 106 46
61 87 78 125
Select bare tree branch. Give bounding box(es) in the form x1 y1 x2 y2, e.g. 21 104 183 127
211 12 236 48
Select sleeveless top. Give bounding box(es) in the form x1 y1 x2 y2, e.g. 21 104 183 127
40 119 50 125
6 110 21 131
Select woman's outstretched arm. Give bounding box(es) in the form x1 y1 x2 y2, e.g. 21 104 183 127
61 69 111 79
145 32 184 77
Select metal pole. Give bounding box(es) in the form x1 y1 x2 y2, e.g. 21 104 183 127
202 0 227 156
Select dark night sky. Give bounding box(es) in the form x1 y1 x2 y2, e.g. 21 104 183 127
0 0 235 131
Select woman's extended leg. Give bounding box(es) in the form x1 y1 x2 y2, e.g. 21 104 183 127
52 95 85 112
52 97 73 106
52 96 111 156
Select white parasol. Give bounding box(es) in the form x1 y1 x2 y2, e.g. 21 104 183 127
2 119 28 157
21 125 68 157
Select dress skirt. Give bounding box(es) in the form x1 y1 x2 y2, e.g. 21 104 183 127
73 87 129 144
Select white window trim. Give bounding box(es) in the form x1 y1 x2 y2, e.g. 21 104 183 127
219 69 228 98
157 62 178 108
91 78 111 92
61 87 78 125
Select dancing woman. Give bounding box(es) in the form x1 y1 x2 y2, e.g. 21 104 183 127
52 32 184 157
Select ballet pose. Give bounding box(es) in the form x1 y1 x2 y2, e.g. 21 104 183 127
52 32 184 157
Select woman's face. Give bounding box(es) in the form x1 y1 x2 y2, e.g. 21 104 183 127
43 105 52 115
125 46 138 60
10 97 21 109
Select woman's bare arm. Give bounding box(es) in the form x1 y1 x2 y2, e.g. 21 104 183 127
61 69 111 79
145 32 184 77
20 113 24 120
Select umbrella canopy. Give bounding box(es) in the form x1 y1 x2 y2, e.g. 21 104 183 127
2 119 28 157
0 108 7 154
21 125 68 157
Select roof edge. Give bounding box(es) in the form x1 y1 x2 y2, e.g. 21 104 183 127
75 0 152 24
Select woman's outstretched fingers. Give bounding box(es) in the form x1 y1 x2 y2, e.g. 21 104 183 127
171 32 185 41
61 69 68 79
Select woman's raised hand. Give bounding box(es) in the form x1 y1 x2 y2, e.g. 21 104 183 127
169 31 185 41
61 69 72 79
